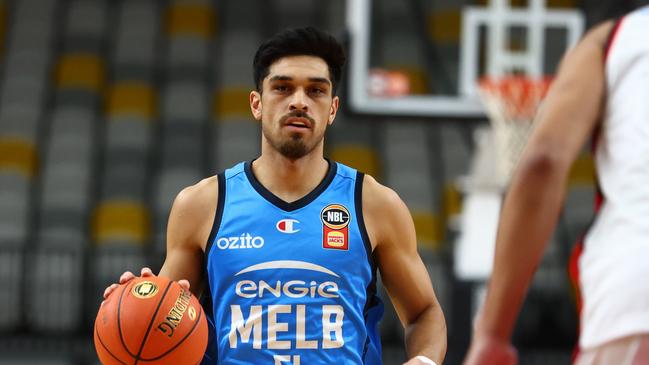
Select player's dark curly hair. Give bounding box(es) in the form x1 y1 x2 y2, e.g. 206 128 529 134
253 27 346 95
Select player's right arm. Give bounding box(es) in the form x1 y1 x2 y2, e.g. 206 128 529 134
464 20 614 365
103 177 218 299
158 176 217 296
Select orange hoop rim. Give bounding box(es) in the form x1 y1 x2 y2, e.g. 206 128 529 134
478 76 553 121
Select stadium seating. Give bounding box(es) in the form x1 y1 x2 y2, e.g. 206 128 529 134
0 0 596 363
0 0 58 332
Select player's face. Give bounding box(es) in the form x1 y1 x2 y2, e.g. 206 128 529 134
251 55 339 160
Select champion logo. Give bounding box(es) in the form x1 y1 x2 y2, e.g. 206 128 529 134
276 219 300 234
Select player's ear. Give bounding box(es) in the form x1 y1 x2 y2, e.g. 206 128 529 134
250 91 262 121
328 96 339 125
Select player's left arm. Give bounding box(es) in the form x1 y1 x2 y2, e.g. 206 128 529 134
464 20 613 365
363 175 447 365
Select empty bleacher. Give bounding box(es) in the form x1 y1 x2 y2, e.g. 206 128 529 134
0 0 598 363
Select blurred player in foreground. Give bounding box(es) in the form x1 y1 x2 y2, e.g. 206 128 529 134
464 5 649 365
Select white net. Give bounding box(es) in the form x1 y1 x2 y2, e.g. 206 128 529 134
478 76 552 187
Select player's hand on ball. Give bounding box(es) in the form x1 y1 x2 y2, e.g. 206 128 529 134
102 267 191 303
102 267 153 301
463 334 517 365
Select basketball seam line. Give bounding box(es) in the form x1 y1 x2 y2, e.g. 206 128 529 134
133 280 174 364
138 301 204 361
117 280 140 359
95 321 129 365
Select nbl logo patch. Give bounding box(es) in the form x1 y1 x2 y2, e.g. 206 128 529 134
321 204 350 250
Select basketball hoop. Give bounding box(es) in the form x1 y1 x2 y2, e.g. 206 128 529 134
478 76 552 187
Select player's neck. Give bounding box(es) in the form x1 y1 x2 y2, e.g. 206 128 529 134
252 151 329 203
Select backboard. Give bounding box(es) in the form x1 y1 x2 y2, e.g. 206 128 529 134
346 0 584 119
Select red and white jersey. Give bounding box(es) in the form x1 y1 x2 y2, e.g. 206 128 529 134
580 5 649 350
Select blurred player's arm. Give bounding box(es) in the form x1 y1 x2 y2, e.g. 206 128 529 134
158 176 218 297
464 20 614 365
363 175 447 365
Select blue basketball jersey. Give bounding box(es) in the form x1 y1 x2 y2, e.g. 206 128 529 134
200 160 384 364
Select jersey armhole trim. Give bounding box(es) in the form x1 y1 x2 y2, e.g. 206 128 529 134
604 16 625 61
355 171 382 363
354 171 375 270
204 172 226 258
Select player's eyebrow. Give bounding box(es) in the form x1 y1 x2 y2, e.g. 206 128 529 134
269 75 331 86
269 75 293 82
307 77 331 86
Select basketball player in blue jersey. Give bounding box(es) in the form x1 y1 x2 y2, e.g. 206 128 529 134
104 27 447 364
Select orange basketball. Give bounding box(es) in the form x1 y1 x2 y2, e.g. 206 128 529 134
94 276 208 365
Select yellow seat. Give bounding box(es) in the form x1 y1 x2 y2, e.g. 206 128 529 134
93 201 151 245
0 138 38 178
428 9 461 44
106 82 157 120
167 3 216 38
549 0 577 6
329 145 380 178
56 53 105 91
569 154 595 186
412 211 444 251
214 88 254 120
443 182 462 219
